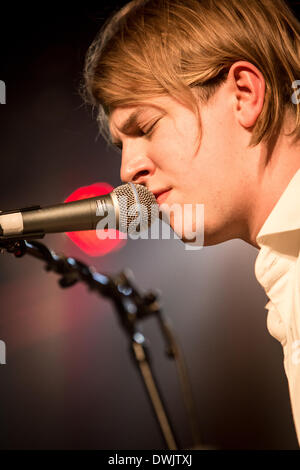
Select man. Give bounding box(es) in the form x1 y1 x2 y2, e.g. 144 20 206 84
80 0 300 444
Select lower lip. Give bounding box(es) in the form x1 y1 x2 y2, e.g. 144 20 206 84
156 190 171 205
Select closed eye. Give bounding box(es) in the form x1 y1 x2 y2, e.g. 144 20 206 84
112 118 160 152
141 119 160 138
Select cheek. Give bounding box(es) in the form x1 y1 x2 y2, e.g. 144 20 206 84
153 110 200 159
152 128 200 179
192 110 240 188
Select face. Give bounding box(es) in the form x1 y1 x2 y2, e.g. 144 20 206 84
109 85 257 246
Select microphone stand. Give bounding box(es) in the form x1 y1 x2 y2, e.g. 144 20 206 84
0 236 202 450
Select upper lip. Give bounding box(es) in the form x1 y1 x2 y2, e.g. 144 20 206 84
150 188 172 199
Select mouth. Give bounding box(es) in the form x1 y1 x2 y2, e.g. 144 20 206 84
152 188 172 206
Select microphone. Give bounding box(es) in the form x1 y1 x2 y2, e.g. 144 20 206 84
0 183 159 239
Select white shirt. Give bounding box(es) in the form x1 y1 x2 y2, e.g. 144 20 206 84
254 168 300 445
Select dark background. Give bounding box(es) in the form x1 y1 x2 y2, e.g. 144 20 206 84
0 1 299 450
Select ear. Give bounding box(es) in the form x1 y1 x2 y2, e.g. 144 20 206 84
228 61 265 129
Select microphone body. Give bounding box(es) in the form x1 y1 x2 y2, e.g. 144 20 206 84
0 184 158 239
0 194 116 238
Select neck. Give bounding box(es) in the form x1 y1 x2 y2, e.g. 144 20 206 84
246 116 300 249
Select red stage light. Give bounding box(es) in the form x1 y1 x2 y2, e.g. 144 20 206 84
64 183 127 256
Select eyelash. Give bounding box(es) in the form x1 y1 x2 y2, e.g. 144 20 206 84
140 120 158 137
114 119 159 151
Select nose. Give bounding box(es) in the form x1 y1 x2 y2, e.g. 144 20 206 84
120 145 155 185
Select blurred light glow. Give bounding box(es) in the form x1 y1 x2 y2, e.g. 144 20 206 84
64 182 127 256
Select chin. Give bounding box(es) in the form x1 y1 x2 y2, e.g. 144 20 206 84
159 202 234 248
180 217 234 247
170 214 205 248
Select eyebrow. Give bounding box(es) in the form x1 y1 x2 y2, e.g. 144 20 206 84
110 105 165 146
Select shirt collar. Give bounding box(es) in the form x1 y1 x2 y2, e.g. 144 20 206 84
254 168 300 307
256 168 300 249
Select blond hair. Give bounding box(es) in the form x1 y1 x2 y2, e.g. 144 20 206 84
80 0 300 148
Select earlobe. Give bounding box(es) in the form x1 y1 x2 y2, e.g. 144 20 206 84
230 61 265 129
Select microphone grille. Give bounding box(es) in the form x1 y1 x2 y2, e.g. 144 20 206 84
113 183 159 234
